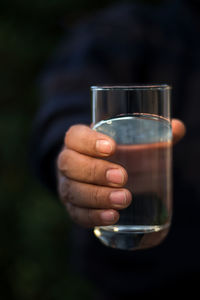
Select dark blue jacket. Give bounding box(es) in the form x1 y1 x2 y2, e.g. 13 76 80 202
31 0 200 297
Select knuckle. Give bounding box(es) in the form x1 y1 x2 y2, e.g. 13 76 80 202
57 150 71 175
64 125 74 146
58 177 71 204
87 209 95 227
92 187 102 208
67 203 92 228
57 150 66 170
88 159 98 182
65 124 88 147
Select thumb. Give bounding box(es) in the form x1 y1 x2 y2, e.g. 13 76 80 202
172 119 186 144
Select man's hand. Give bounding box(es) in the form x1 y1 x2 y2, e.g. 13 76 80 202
57 119 186 228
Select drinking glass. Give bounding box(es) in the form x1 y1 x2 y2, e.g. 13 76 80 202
91 85 172 250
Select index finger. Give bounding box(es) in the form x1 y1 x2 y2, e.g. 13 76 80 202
65 124 116 157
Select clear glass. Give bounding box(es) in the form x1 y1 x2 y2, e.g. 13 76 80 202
91 85 172 250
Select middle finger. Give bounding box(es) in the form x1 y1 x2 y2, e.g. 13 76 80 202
57 149 128 187
59 177 132 209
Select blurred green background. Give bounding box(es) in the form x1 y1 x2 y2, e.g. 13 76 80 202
0 0 161 299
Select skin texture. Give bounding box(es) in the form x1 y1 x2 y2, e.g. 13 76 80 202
57 119 186 228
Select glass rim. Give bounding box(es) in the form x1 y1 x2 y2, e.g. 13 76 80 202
91 84 171 91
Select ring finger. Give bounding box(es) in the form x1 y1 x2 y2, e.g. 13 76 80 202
59 176 132 210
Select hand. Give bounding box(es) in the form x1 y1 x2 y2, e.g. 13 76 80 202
57 119 186 228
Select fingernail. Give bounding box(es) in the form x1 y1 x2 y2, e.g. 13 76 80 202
96 140 112 154
101 211 115 222
106 169 124 185
110 191 127 205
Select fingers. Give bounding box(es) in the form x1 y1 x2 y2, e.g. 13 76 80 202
58 120 186 228
172 119 186 144
64 124 116 157
58 175 132 228
57 124 129 228
66 203 120 228
59 176 132 210
66 122 186 157
57 148 128 187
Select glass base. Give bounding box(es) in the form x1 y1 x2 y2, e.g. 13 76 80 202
94 224 170 250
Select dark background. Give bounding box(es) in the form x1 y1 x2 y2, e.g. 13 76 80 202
0 1 161 299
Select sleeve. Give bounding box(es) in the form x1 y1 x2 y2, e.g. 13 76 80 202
30 3 146 193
